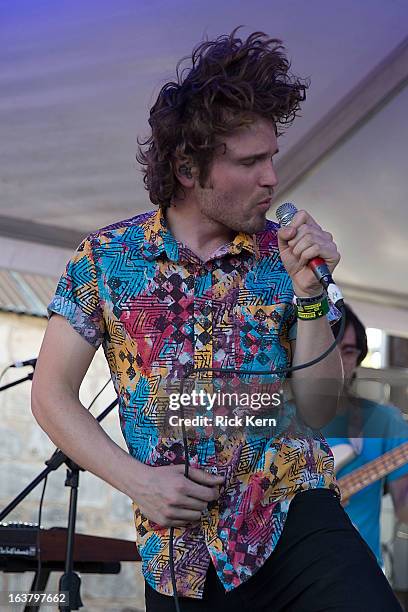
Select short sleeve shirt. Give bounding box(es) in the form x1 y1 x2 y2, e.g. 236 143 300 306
48 209 338 598
325 400 408 565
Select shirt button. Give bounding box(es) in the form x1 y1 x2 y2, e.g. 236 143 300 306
205 466 218 475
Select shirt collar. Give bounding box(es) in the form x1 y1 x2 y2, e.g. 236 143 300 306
140 209 174 260
228 231 260 259
140 208 260 262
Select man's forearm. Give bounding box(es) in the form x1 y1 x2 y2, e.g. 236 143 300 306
31 390 149 500
290 317 343 428
292 317 343 380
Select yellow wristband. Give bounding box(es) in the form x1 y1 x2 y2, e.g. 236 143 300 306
296 297 329 320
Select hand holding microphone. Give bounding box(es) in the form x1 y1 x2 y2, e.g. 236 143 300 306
276 202 344 307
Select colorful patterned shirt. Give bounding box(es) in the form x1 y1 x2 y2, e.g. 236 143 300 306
48 208 338 599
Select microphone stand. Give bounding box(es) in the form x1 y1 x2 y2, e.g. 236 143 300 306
0 391 118 612
58 458 83 612
0 371 34 392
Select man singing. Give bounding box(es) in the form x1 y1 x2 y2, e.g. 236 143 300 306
32 29 402 610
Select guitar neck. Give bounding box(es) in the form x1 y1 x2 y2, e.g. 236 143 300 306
337 441 408 502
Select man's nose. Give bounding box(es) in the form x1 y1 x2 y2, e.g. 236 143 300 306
259 160 279 189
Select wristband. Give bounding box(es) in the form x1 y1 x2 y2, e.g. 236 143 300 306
296 296 330 320
293 291 326 307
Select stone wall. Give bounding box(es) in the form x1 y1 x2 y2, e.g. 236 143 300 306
0 312 145 611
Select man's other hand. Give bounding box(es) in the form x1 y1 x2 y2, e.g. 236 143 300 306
134 465 225 528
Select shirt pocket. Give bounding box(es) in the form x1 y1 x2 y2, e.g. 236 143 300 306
233 303 292 377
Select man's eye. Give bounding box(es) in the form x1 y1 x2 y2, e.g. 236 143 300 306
242 159 256 166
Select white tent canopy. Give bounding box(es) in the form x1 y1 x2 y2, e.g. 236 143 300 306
1 0 408 333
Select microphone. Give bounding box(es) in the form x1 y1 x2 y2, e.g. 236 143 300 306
10 358 37 368
276 202 344 307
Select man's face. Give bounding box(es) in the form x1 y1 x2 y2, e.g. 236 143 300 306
340 324 362 383
195 117 279 234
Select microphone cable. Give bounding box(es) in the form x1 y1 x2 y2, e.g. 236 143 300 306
169 303 346 611
0 365 10 385
86 378 112 412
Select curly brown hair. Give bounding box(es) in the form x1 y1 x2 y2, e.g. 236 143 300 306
136 27 309 209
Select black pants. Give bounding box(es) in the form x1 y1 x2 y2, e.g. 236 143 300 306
145 488 402 611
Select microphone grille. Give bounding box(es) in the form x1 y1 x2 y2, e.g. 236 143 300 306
276 202 298 227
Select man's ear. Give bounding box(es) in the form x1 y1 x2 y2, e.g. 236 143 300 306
174 158 196 187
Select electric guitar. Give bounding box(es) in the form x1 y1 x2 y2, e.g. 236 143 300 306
336 441 408 503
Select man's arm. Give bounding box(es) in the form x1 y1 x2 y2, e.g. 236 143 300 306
278 208 344 428
289 318 343 428
290 318 342 378
31 314 151 501
31 315 224 527
389 475 408 524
